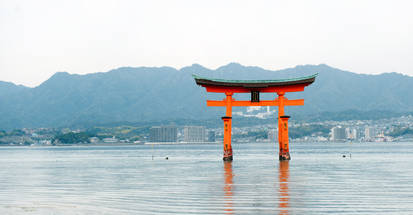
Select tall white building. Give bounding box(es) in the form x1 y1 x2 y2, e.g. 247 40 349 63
183 126 206 142
207 130 215 142
267 128 277 142
365 127 376 140
346 128 358 140
331 126 346 141
150 126 178 142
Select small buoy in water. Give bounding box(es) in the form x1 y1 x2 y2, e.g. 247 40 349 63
165 157 169 160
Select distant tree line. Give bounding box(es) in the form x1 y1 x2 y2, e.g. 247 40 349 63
299 110 412 122
0 130 6 138
233 130 268 140
53 131 95 144
289 124 331 138
231 124 331 140
388 127 413 137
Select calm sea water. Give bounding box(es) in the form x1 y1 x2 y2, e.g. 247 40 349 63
0 142 412 214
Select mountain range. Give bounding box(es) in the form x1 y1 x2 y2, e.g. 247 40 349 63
1 63 412 130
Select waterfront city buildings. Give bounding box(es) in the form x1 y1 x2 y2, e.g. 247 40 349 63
331 126 346 141
183 126 206 142
208 130 216 142
149 126 178 142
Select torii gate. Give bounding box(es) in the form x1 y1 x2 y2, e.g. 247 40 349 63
193 74 317 161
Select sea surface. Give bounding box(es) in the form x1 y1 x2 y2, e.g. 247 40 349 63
0 142 413 214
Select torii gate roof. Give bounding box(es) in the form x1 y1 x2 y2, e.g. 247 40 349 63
193 73 317 93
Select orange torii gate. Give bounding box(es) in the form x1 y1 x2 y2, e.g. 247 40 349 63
193 74 317 161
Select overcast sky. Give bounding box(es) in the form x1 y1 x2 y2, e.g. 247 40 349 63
1 0 412 87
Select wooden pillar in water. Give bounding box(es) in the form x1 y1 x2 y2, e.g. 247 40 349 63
277 92 291 160
222 92 233 161
279 115 291 160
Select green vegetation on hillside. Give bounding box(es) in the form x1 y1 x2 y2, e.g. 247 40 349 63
300 110 411 122
233 130 268 140
289 124 331 138
86 126 150 142
388 127 413 137
53 132 94 144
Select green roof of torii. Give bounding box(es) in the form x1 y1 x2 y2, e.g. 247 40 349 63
193 73 317 88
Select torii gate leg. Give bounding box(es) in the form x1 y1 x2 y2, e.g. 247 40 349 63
279 116 291 160
278 92 291 160
222 92 233 161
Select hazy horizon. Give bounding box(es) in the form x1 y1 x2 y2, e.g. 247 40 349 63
2 62 413 88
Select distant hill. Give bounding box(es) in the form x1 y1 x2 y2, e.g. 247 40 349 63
1 63 413 130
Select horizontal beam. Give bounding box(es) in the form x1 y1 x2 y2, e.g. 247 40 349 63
207 99 304 107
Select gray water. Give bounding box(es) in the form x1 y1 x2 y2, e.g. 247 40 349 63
0 142 412 214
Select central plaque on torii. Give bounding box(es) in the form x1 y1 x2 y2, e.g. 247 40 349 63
193 73 317 161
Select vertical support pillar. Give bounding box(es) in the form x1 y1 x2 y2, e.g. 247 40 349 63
222 117 233 161
277 92 285 154
277 92 290 160
279 116 291 160
222 92 233 161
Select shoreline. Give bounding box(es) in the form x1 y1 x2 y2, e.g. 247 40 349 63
0 141 221 147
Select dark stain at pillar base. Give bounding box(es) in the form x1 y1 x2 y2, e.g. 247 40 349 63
279 153 291 161
223 156 233 161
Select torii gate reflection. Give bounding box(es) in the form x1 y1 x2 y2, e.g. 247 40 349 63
194 74 317 161
223 162 234 214
222 160 291 214
279 161 290 215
